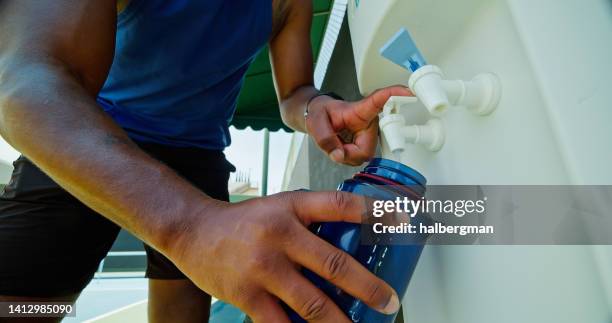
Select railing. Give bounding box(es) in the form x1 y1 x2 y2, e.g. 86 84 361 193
95 251 147 279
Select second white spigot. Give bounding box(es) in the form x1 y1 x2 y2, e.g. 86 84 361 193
408 65 502 117
379 111 445 153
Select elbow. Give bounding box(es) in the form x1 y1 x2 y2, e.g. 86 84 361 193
0 55 50 148
0 57 22 146
0 86 28 149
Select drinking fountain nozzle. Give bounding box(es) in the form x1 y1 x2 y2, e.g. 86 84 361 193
380 28 502 117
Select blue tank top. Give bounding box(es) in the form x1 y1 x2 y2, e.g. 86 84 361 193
98 0 272 149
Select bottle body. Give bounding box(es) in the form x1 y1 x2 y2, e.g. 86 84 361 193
289 158 429 323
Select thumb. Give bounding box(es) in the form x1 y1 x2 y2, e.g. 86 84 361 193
350 86 413 127
284 191 367 225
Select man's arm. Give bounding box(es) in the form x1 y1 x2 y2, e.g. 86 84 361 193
0 1 400 321
270 0 413 166
269 0 317 134
0 0 206 254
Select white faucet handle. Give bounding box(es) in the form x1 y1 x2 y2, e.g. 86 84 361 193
382 96 419 116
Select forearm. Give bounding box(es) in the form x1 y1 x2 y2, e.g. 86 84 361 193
279 85 318 133
0 58 214 255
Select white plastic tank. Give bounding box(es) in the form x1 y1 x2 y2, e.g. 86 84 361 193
347 0 612 185
346 0 612 322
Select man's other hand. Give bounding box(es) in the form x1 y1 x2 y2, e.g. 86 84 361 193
306 86 413 166
168 191 401 323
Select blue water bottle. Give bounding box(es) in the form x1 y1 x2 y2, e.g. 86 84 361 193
289 158 430 323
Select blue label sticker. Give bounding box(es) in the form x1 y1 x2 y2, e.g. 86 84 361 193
355 0 360 8
379 28 428 72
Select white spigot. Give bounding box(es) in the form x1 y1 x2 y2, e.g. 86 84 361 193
379 107 445 153
408 65 502 117
378 29 500 156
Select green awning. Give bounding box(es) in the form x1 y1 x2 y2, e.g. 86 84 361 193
231 0 333 132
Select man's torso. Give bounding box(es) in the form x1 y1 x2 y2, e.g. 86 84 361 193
99 0 290 149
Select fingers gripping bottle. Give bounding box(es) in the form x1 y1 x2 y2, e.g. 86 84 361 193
288 158 431 322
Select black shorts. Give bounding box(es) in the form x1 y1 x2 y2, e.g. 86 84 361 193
0 142 235 297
